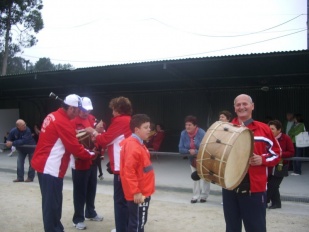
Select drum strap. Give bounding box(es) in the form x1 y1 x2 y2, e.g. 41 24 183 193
243 118 254 126
234 173 251 195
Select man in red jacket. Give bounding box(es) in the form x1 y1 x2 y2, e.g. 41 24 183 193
120 114 155 232
85 96 132 232
31 94 96 232
70 97 103 230
222 94 281 232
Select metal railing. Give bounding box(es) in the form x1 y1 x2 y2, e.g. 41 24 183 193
1 143 309 161
148 151 309 161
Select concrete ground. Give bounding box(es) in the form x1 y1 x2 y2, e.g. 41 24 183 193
1 150 308 201
0 150 309 231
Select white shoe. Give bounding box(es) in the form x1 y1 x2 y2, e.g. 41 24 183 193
85 214 103 221
73 222 86 230
290 173 300 176
111 229 116 232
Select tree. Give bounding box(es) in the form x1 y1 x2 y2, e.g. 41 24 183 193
54 63 74 70
34 58 75 71
7 56 26 73
0 0 44 75
34 57 54 71
0 43 30 74
0 54 75 74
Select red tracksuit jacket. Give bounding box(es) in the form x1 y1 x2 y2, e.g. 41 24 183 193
231 118 281 192
31 108 94 178
70 114 96 170
120 136 155 201
95 115 131 174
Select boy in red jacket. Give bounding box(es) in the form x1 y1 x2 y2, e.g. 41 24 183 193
120 114 155 232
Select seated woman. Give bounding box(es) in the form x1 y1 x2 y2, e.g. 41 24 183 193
145 123 165 151
151 124 165 151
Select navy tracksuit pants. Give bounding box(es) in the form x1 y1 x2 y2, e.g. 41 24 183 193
38 173 64 232
72 164 98 224
127 197 151 232
222 188 267 232
114 174 129 232
267 175 284 207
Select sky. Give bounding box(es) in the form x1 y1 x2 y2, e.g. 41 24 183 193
19 0 307 68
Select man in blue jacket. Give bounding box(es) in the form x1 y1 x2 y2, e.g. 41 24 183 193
6 119 36 182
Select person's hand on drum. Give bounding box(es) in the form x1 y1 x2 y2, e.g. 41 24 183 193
84 127 99 139
84 127 95 135
95 120 105 133
249 153 262 166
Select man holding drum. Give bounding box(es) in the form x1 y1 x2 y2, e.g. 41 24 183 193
70 97 103 230
222 94 281 232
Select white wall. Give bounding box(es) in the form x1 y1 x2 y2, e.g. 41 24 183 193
0 109 20 142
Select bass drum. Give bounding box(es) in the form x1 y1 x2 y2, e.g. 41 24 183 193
76 130 95 150
196 121 253 190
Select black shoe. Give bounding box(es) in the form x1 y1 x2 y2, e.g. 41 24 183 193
269 204 281 209
191 199 197 203
200 198 207 203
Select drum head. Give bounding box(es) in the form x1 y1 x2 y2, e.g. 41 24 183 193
196 121 253 190
224 129 252 189
76 131 87 138
76 131 94 150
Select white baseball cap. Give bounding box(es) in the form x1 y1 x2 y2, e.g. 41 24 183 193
81 97 93 111
63 94 82 108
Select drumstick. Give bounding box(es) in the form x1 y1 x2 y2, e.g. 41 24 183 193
49 92 63 102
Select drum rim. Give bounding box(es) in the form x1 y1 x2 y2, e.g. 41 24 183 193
196 121 254 190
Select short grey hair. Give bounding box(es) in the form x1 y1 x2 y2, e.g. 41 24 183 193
234 94 253 105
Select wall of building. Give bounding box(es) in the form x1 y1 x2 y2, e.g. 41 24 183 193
0 84 308 153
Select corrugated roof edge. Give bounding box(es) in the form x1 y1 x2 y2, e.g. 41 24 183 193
1 49 308 77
